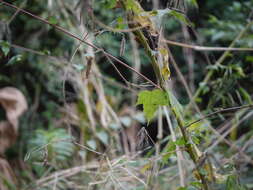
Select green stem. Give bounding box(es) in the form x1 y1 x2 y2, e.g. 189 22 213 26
170 106 209 190
120 1 210 189
132 30 164 87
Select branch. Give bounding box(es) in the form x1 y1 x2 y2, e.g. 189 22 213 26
185 104 253 128
0 0 161 89
163 39 253 52
186 21 253 111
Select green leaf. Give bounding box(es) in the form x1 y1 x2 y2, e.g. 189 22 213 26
116 17 126 29
225 175 248 190
42 49 51 55
175 137 186 146
186 0 198 8
5 55 22 66
191 135 200 145
136 89 169 123
177 187 187 190
87 139 97 150
48 16 58 25
169 10 193 27
246 56 253 62
190 181 203 188
97 131 109 145
27 128 74 163
0 40 10 56
102 0 117 9
162 141 176 163
239 87 252 104
125 0 142 13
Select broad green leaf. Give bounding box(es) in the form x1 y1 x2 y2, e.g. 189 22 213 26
6 55 22 66
136 89 169 123
0 40 10 56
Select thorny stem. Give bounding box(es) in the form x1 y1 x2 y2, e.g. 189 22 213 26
132 30 164 87
2 0 210 188
119 0 209 189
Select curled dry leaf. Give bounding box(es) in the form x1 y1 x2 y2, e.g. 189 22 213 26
0 87 28 132
0 121 16 156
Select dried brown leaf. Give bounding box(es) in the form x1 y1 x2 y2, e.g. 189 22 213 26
0 87 28 132
0 158 17 190
0 121 16 156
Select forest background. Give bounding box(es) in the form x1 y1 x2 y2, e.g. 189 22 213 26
0 0 253 189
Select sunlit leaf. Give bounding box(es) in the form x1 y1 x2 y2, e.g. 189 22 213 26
6 55 22 66
136 89 169 123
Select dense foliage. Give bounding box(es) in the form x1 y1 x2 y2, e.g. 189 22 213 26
0 0 253 189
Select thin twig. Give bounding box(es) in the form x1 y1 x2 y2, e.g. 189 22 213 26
206 111 253 154
185 104 253 128
0 0 160 89
163 106 185 187
163 39 253 51
187 20 253 111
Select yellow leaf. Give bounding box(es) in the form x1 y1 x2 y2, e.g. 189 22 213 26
140 163 152 174
161 64 171 80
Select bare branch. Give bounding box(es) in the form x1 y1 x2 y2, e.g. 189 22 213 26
185 104 253 128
